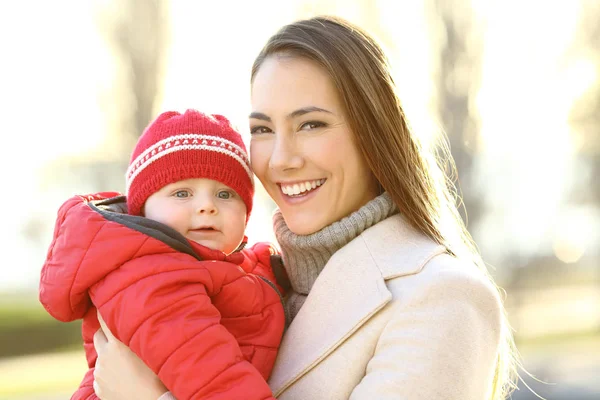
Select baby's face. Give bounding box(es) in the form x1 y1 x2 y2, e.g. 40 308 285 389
144 178 247 254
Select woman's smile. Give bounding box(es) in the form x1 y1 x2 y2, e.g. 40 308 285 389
276 178 327 206
278 178 326 196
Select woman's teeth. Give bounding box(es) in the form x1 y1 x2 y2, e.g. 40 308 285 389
281 179 325 196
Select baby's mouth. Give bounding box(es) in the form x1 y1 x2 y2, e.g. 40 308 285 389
191 226 219 232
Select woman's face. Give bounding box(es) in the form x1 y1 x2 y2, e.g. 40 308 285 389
250 55 379 235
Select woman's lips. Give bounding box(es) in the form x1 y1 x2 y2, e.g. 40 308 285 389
279 179 326 196
277 179 326 204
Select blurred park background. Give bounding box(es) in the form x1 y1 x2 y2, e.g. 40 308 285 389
0 0 598 399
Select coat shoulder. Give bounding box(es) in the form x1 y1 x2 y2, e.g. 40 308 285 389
355 214 445 278
354 213 502 315
387 252 503 328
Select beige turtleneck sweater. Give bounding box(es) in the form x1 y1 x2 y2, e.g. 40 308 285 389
273 192 398 321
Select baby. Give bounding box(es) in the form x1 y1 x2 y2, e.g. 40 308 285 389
40 110 285 400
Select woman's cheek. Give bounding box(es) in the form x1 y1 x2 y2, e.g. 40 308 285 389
250 140 271 184
301 137 333 166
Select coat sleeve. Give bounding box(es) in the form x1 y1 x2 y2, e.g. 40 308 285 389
349 257 502 400
92 257 275 400
71 368 100 400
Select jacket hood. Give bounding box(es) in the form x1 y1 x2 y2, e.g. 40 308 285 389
39 193 243 322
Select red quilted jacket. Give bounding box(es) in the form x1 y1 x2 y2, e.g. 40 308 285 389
39 192 286 400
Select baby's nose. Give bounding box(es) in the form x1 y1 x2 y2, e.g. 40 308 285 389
196 198 218 215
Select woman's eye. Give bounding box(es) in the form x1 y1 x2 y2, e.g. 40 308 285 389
250 125 273 135
300 121 326 131
174 190 190 198
217 190 232 199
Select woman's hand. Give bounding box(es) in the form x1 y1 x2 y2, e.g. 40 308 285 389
93 310 168 400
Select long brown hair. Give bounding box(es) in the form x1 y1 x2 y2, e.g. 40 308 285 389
252 16 518 400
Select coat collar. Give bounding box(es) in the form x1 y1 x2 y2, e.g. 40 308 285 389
269 214 446 396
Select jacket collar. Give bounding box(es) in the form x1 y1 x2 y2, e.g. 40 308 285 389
90 196 245 265
269 214 446 396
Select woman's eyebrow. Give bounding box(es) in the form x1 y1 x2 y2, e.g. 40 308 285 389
249 107 333 121
249 112 271 122
289 106 333 118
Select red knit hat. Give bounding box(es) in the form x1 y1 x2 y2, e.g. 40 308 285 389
126 109 254 218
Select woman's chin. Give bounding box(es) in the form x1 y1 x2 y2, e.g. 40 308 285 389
282 213 328 236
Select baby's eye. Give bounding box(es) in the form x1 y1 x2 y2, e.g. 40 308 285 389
174 190 190 198
217 190 232 199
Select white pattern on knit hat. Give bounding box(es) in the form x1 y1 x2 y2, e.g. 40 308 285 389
125 133 252 192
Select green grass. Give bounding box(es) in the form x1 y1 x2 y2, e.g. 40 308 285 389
0 296 90 398
0 350 86 398
0 298 83 358
0 303 49 328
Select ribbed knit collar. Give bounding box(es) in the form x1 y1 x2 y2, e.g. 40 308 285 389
273 192 398 295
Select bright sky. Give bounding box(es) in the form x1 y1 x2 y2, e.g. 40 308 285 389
0 0 595 290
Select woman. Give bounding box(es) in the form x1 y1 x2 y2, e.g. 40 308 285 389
93 16 518 400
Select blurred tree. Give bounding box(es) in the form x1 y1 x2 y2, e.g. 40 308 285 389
428 0 485 230
296 0 377 24
569 0 600 204
294 0 392 52
41 0 170 191
95 0 170 156
27 1 170 256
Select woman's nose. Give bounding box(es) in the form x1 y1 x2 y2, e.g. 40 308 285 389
269 136 304 171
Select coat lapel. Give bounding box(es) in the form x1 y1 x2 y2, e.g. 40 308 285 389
268 236 391 396
268 215 446 396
